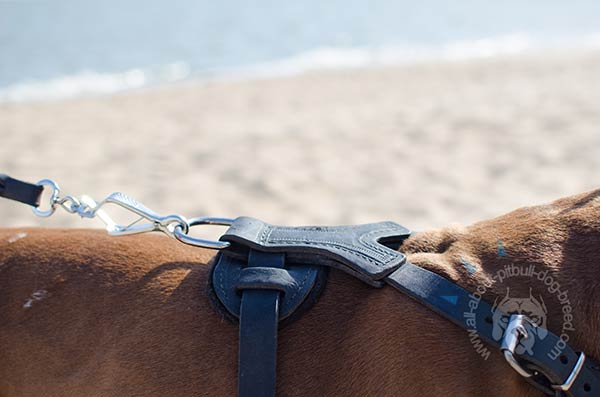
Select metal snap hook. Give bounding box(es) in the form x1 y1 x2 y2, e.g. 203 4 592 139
98 192 189 237
26 177 234 250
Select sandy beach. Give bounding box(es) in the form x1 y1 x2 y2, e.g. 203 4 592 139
1 50 599 233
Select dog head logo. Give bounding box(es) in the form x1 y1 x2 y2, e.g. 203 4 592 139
491 287 548 354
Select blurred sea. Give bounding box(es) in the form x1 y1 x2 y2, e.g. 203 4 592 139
1 0 600 102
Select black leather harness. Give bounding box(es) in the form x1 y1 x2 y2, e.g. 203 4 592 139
1 175 599 396
209 217 600 397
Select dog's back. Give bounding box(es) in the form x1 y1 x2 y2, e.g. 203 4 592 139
0 227 538 396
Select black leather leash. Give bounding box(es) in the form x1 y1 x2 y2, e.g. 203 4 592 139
0 174 44 207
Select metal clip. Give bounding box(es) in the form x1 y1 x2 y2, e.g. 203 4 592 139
89 192 189 237
80 194 234 249
32 178 233 250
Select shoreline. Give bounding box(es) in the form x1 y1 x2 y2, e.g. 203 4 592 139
1 49 599 231
2 44 600 105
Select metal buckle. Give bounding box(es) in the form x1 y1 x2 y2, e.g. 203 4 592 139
501 314 535 378
552 352 586 392
501 314 587 392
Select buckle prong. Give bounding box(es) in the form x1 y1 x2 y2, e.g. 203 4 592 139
501 314 536 378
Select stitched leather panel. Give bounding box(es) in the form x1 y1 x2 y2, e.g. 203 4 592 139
220 216 411 283
210 252 325 322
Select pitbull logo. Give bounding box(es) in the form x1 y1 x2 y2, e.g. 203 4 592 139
491 287 548 354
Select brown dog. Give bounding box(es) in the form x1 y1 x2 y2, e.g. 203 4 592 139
0 189 598 396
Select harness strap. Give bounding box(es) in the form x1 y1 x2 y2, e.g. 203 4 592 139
386 262 600 396
237 250 285 397
235 267 298 292
0 174 44 207
219 217 600 397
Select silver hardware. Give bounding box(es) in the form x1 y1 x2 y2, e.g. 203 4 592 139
80 195 117 228
173 217 233 249
552 352 586 392
32 178 232 250
501 314 535 378
32 179 60 217
98 192 189 237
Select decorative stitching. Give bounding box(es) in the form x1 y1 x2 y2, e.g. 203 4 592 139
266 230 404 266
217 258 228 305
266 237 379 258
259 224 272 244
287 267 313 305
217 256 238 310
359 227 405 258
265 238 397 268
266 225 405 266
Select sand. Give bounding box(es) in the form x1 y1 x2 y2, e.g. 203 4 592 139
1 50 599 235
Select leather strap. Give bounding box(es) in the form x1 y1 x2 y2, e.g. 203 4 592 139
237 250 285 397
236 267 299 292
386 262 600 396
219 218 600 396
0 174 44 207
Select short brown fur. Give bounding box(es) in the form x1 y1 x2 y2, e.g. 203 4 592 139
1 189 599 396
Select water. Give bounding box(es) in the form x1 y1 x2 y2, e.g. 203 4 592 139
1 0 599 102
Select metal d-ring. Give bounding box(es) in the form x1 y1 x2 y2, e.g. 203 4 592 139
32 179 60 217
173 216 234 249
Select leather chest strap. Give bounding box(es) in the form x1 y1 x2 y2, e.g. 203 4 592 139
237 250 285 397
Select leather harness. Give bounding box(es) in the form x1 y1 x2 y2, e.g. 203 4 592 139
1 174 599 396
210 217 600 397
